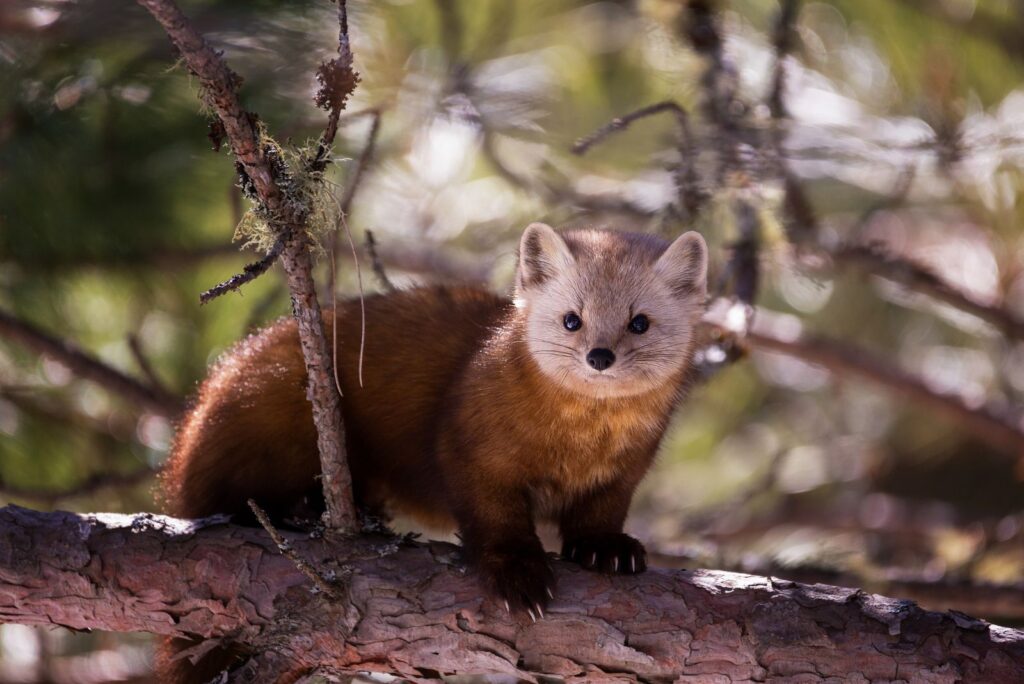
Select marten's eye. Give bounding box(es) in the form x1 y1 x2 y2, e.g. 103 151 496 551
563 312 582 331
628 314 649 334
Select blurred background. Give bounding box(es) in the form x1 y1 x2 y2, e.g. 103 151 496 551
2 0 1024 680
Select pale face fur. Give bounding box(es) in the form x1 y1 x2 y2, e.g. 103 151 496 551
515 223 708 399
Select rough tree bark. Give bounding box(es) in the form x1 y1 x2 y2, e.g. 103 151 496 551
1 505 1021 683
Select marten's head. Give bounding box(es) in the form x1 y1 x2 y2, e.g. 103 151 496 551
515 223 708 399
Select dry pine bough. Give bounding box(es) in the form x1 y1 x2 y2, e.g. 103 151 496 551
0 505 1022 682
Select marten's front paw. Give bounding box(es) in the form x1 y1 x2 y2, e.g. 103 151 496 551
562 533 647 574
478 542 554 619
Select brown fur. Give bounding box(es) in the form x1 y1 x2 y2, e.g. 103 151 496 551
159 227 707 682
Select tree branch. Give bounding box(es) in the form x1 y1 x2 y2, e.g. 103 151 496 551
0 308 183 417
703 304 1024 458
136 0 358 532
571 100 706 220
1 505 1021 682
823 243 1024 342
570 101 691 156
338 109 381 218
198 237 286 305
650 549 1024 623
363 230 395 292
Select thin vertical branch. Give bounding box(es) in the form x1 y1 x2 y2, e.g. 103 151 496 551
686 0 760 307
136 0 359 532
364 230 395 292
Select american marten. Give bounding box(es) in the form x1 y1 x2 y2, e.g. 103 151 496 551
161 223 707 677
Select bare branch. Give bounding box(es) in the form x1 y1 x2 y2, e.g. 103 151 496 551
571 101 690 156
247 499 345 600
199 237 286 305
136 0 358 532
571 100 706 220
824 244 1024 342
135 0 277 205
327 108 382 298
686 0 743 183
704 305 1024 458
127 333 164 392
477 121 655 218
767 0 800 119
338 109 381 217
0 308 183 417
2 505 1022 681
364 230 395 292
757 3 1024 343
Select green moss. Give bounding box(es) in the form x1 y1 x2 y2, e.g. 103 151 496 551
232 130 339 259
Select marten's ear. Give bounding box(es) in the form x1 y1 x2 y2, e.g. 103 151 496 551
517 222 574 289
655 231 708 299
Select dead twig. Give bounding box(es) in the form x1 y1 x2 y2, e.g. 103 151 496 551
571 101 690 156
198 237 286 305
247 499 344 600
364 230 395 292
0 309 183 417
328 108 382 299
127 333 169 397
571 100 706 220
338 109 381 217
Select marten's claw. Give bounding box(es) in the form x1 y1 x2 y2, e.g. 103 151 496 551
479 542 554 617
561 532 647 575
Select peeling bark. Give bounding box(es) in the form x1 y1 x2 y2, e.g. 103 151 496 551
1 506 1022 682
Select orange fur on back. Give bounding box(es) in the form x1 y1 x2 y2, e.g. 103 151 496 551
163 285 507 526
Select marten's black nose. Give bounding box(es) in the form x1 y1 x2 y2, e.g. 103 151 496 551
586 348 616 371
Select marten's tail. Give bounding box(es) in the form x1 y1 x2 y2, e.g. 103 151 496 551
155 637 246 683
154 322 324 682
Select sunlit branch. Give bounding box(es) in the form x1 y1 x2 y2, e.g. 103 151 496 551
704 304 1024 458
823 244 1024 342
